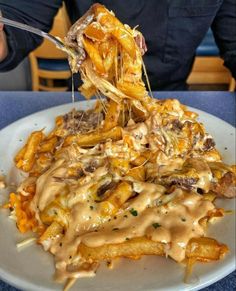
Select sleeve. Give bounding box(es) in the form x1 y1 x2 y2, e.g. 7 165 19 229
0 0 63 72
211 0 236 79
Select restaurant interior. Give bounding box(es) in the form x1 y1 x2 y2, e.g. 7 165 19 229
0 2 235 291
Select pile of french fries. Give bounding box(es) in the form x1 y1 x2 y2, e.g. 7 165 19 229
3 4 235 290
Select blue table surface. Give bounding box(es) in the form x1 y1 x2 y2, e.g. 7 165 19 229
0 91 235 291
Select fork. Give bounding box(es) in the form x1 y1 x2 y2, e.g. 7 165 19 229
0 16 77 59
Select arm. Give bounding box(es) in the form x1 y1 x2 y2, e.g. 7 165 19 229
0 22 8 62
211 0 236 79
0 0 63 72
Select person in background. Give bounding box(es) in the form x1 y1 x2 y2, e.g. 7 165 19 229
0 0 235 91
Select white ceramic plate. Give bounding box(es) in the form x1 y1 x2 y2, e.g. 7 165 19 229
0 101 235 291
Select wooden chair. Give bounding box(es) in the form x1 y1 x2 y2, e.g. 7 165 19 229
187 29 233 91
29 5 71 91
229 78 235 92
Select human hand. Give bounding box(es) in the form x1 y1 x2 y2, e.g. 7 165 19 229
0 12 8 62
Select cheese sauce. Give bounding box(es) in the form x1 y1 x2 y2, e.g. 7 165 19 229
29 115 217 281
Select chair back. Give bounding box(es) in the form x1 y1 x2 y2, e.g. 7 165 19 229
33 4 71 59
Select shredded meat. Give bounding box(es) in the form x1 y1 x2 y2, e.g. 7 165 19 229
63 110 103 133
157 158 211 192
211 172 236 198
134 34 147 56
171 119 183 131
65 6 95 71
97 181 117 198
169 177 198 190
203 138 215 151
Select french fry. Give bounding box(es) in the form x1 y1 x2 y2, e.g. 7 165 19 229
82 37 105 74
29 153 53 177
117 81 147 101
105 181 132 210
131 100 148 121
55 116 64 127
16 131 44 172
131 155 147 167
38 136 58 153
127 166 145 181
79 83 97 99
93 4 136 58
40 202 69 227
186 237 228 262
109 157 130 176
15 145 27 163
78 236 165 261
103 40 117 73
131 151 153 166
103 100 121 131
38 221 63 244
203 191 217 202
84 22 106 41
63 126 122 147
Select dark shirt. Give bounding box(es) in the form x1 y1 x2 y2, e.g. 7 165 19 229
0 0 236 90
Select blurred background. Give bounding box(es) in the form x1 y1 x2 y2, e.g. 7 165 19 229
0 4 235 92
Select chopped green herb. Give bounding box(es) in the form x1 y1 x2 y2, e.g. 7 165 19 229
125 237 130 241
152 223 161 229
90 205 94 210
129 208 138 216
181 217 186 222
112 228 119 231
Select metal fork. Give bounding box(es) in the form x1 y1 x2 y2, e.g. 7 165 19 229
0 16 77 59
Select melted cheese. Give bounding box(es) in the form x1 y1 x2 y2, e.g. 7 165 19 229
27 117 218 281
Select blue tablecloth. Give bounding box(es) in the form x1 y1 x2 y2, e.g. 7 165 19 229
0 91 235 291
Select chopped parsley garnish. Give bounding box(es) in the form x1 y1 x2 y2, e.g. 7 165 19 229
129 208 138 216
152 223 161 229
90 205 94 210
125 237 130 241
